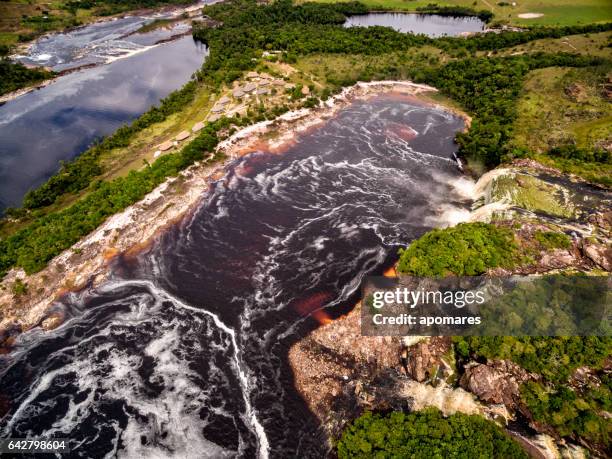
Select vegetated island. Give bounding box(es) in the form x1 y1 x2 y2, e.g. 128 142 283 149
0 44 54 99
0 0 610 456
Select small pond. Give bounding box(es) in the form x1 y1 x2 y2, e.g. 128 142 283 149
343 13 485 37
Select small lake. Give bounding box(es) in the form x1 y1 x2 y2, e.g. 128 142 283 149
0 36 207 211
343 13 485 37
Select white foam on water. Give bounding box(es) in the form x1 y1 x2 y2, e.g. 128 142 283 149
4 281 269 459
101 280 271 459
32 53 53 62
428 204 472 227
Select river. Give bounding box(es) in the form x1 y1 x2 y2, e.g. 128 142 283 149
0 95 470 457
0 29 207 212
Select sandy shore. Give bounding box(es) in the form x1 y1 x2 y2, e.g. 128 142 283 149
0 80 447 342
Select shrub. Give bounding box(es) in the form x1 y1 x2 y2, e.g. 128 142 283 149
534 231 571 250
397 222 517 276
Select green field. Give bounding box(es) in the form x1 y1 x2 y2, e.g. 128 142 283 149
306 0 612 27
511 65 612 153
491 30 612 58
508 64 612 184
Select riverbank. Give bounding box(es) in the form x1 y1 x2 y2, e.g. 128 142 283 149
0 80 445 346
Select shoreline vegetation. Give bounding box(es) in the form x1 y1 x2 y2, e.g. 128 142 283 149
0 45 55 98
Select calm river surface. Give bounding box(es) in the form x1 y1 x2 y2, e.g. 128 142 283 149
0 36 206 211
344 13 485 36
0 95 470 457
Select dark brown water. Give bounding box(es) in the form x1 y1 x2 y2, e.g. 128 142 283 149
0 95 471 457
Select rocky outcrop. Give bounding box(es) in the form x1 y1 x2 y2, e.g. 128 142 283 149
582 241 612 271
289 303 405 438
403 336 452 383
289 305 499 442
460 360 535 410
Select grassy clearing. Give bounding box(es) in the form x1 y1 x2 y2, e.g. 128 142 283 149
490 174 577 218
306 0 612 26
491 30 612 58
494 0 612 27
511 65 612 153
0 0 80 45
293 46 450 86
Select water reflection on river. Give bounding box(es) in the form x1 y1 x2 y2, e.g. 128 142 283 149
0 36 206 211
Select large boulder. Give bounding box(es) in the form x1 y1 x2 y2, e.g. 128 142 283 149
460 360 533 409
582 241 612 271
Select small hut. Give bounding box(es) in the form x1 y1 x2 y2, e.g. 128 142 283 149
192 122 205 132
176 131 190 142
233 88 245 98
218 96 231 105
208 114 221 122
211 105 225 114
256 88 269 96
158 141 173 151
243 82 257 93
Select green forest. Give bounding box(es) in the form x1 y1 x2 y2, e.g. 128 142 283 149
455 336 612 446
337 409 529 458
396 222 517 276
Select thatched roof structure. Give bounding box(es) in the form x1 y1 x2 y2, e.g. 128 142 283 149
158 141 173 151
243 83 257 93
176 131 190 141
